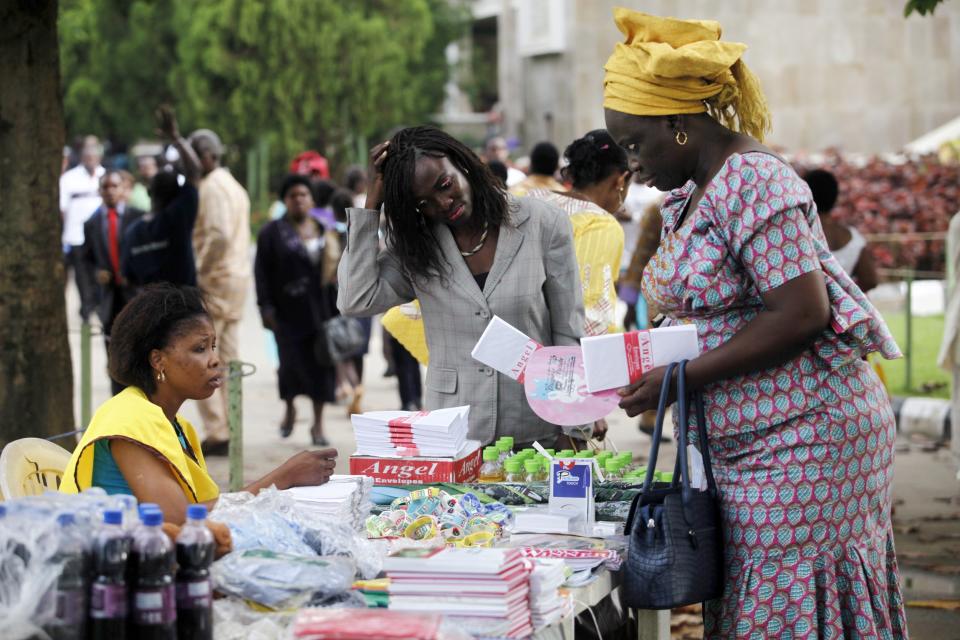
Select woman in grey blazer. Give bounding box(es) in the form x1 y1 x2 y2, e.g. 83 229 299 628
337 126 590 447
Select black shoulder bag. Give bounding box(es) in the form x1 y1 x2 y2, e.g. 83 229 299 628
623 360 724 609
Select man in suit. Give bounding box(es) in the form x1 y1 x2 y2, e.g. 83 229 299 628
83 170 145 394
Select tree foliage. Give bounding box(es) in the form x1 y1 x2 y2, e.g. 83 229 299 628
60 0 469 179
903 0 947 16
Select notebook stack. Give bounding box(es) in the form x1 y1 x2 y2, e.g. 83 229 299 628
383 547 533 639
528 559 570 630
351 406 470 457
283 474 374 532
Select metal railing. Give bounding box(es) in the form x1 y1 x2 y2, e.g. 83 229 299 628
69 340 257 492
866 231 949 393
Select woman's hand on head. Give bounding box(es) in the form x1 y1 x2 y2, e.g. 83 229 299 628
272 448 338 489
617 365 674 417
365 141 390 211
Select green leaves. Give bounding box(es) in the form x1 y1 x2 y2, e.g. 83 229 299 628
59 0 467 177
903 0 946 16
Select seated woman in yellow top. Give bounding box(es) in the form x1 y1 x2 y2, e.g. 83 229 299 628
527 129 628 336
61 284 338 524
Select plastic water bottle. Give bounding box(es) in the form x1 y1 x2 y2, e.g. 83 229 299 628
43 512 89 640
176 504 215 640
89 509 130 640
132 509 176 638
112 494 139 533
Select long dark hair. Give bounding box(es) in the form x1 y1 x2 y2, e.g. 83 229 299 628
382 126 508 283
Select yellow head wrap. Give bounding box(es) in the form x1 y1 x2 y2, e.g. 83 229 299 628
603 8 771 141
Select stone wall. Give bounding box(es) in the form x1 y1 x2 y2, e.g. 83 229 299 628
494 0 960 155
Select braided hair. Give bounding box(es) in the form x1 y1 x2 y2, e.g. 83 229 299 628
382 126 508 283
561 129 628 190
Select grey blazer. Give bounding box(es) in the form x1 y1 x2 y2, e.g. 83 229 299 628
338 196 585 445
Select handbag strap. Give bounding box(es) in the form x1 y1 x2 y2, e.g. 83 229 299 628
693 384 719 496
639 361 678 496
625 361 677 534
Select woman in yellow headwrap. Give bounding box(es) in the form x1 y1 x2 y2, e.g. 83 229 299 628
605 9 907 639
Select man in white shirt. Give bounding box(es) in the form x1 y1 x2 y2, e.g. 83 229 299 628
60 136 105 320
189 128 252 456
483 135 526 188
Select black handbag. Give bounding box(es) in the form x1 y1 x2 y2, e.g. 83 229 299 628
622 360 724 609
323 315 367 362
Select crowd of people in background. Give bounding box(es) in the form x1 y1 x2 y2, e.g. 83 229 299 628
61 109 688 456
62 114 884 455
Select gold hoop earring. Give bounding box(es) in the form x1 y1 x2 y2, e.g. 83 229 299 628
675 130 688 146
157 369 166 383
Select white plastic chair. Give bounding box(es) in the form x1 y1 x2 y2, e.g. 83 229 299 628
0 438 72 500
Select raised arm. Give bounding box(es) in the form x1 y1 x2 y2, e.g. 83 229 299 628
156 105 202 186
337 141 416 316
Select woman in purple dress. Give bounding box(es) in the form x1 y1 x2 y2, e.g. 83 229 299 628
604 9 907 639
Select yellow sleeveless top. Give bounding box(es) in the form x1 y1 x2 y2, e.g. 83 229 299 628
60 387 220 503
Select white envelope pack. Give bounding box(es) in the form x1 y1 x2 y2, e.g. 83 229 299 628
470 315 541 381
580 325 700 392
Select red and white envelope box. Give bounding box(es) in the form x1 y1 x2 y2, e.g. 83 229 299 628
349 441 482 485
580 325 700 393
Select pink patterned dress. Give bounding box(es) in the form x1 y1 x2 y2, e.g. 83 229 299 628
642 152 908 639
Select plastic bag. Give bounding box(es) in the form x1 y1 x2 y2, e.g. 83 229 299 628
211 487 381 579
212 549 355 609
0 490 133 640
212 597 295 640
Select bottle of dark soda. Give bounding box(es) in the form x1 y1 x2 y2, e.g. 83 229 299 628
176 504 216 640
42 512 89 640
132 509 176 639
89 509 130 640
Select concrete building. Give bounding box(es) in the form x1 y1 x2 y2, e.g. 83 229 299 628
442 0 960 155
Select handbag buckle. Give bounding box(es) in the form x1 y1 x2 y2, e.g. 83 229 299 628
647 517 656 529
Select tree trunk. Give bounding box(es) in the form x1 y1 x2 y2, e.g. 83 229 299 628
0 0 75 448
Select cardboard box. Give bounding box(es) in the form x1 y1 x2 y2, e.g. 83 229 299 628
580 325 700 392
548 459 594 534
349 440 482 486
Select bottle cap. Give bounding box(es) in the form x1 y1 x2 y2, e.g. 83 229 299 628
103 509 123 526
482 447 499 462
113 494 137 511
495 441 511 453
503 458 522 473
616 452 632 462
186 504 208 520
57 512 75 526
605 459 620 471
596 451 613 460
542 457 552 472
575 451 594 458
141 510 163 526
499 436 514 447
524 459 541 473
138 503 161 517
543 449 556 457
558 449 575 458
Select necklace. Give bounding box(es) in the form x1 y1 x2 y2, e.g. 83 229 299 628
459 222 489 257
